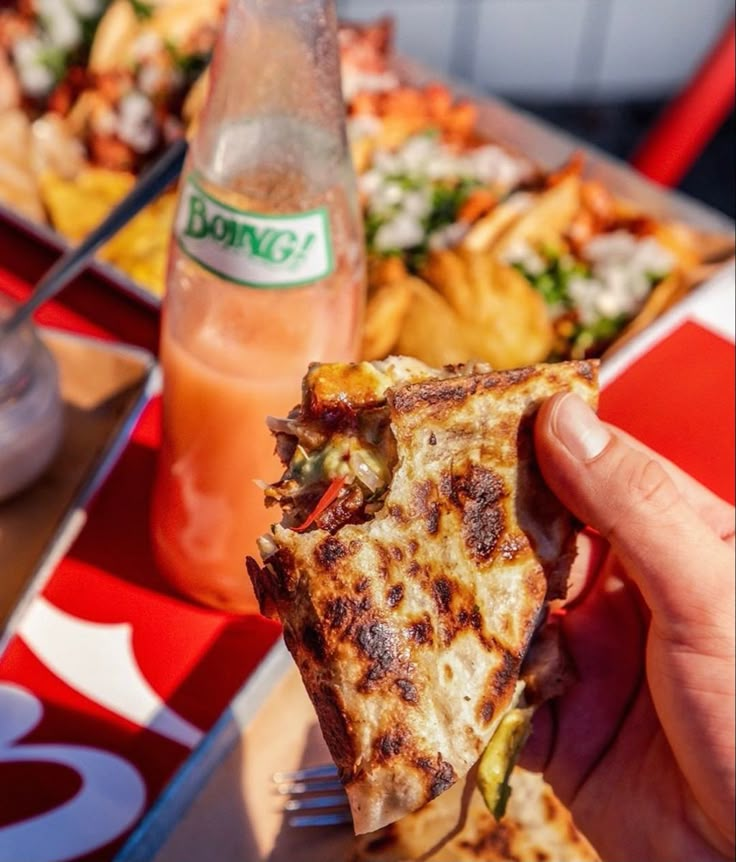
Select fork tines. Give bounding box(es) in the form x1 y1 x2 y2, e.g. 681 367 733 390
273 764 352 828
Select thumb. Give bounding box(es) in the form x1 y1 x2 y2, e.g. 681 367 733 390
534 392 734 646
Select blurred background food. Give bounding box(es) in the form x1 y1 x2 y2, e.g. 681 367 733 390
338 0 735 216
0 0 732 368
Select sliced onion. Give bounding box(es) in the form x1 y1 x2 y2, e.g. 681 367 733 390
351 450 384 492
258 534 278 558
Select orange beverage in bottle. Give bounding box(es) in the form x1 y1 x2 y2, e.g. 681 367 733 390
151 0 365 612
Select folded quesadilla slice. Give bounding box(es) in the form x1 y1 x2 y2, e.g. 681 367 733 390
247 357 598 834
351 767 599 862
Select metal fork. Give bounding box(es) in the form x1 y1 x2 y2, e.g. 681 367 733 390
273 763 352 828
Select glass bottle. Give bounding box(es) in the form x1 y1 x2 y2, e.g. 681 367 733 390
151 0 365 613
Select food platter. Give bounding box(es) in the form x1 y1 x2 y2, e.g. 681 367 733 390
0 6 733 367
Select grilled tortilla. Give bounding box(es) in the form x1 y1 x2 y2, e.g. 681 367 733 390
352 767 599 862
248 358 598 834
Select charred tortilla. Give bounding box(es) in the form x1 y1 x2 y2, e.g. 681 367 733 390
248 358 598 834
352 767 599 862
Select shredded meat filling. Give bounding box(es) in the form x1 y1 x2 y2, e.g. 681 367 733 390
265 406 397 534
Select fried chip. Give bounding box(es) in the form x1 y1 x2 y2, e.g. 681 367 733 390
40 168 134 240
421 248 476 316
463 192 533 253
362 277 414 360
0 110 45 222
420 248 553 369
493 174 581 258
395 278 478 367
40 168 174 296
368 255 409 290
652 221 706 272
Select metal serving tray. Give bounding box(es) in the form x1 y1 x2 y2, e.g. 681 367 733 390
0 329 160 654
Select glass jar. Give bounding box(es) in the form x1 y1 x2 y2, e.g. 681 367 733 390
0 297 64 502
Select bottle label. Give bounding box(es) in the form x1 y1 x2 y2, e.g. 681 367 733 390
175 174 335 288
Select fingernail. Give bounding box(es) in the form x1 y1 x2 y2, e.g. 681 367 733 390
552 393 610 462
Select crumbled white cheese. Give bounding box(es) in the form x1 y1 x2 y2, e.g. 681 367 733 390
371 149 402 176
567 276 606 325
469 144 529 188
137 62 183 98
359 168 383 197
117 90 158 153
429 221 469 251
584 230 673 272
399 134 436 173
342 68 399 102
402 189 432 220
426 151 463 182
65 0 104 17
372 181 404 210
374 212 425 253
36 0 82 52
347 114 382 142
132 31 164 61
93 105 119 136
502 239 547 276
12 36 55 97
362 133 530 253
570 232 675 326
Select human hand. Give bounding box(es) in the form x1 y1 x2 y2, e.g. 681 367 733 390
526 392 735 862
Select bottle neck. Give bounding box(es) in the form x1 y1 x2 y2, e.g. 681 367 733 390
192 0 347 185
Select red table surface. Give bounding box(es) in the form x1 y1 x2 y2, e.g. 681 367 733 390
0 228 733 861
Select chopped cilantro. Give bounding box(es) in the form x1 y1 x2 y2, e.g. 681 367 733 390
384 173 423 192
645 270 668 285
579 314 628 342
129 0 154 21
165 41 210 82
38 46 68 80
514 252 588 308
365 176 480 268
425 180 475 236
364 210 385 251
572 314 628 356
